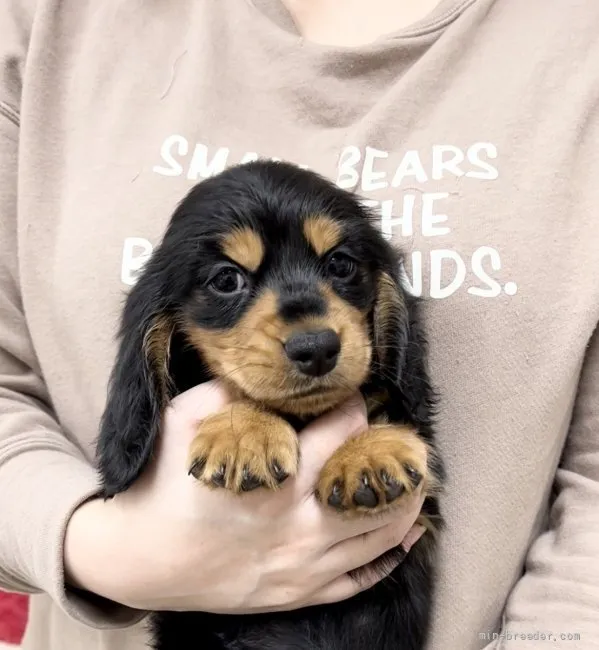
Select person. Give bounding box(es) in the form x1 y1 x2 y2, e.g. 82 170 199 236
1 1 598 649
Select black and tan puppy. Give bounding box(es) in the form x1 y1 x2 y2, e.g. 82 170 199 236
97 161 445 650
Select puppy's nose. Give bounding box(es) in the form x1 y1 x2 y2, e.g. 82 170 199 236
284 329 341 377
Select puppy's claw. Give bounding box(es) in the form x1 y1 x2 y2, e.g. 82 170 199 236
188 457 206 479
404 464 422 488
327 481 345 510
211 464 227 487
270 460 289 484
240 467 264 492
353 474 379 508
381 469 404 503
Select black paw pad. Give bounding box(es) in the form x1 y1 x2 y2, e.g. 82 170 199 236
327 481 345 509
404 465 422 488
353 473 379 508
240 467 264 492
270 460 289 484
188 457 206 479
211 464 227 487
380 470 404 503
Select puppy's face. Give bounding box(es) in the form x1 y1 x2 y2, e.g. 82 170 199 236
159 163 404 417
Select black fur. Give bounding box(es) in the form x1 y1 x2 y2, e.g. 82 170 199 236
96 161 445 650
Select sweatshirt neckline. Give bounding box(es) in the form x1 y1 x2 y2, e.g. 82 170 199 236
247 0 479 53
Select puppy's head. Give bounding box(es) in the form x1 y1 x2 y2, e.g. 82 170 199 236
165 161 407 416
98 161 409 495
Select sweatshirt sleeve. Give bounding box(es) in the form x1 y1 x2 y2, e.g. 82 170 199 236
482 325 599 650
478 80 599 650
0 0 144 629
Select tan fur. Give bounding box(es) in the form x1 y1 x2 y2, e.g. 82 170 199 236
188 401 299 492
373 272 406 361
315 424 436 516
221 226 265 272
303 215 342 256
142 314 175 402
184 285 371 417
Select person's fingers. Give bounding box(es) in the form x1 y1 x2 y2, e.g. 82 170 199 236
400 522 427 552
306 522 428 609
157 381 232 469
295 394 367 494
171 380 232 417
304 555 403 608
325 511 426 577
169 380 232 424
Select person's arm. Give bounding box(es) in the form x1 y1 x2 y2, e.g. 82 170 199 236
481 324 599 650
479 91 599 650
0 0 146 628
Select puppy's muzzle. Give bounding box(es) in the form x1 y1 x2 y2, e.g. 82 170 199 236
284 329 341 377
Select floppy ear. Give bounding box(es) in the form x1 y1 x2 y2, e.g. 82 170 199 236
372 270 409 379
96 277 177 498
372 267 436 428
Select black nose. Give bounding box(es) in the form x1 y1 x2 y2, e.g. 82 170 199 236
284 329 341 377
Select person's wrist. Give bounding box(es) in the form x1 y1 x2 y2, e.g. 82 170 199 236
64 496 130 604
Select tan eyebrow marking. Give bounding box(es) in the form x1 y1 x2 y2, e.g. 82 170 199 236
303 215 342 256
221 227 265 272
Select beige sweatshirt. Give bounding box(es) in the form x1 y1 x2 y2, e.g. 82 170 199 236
1 1 599 649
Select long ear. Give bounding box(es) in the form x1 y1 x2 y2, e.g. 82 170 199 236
372 267 437 429
96 280 176 498
372 270 409 380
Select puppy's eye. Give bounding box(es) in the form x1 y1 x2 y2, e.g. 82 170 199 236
327 253 356 280
209 267 247 295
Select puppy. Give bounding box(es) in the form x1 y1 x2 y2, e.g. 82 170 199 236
97 161 445 650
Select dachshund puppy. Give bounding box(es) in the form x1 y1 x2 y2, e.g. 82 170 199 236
97 161 445 650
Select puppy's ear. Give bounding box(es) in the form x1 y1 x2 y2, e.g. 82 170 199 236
372 267 435 427
96 279 176 498
373 270 408 376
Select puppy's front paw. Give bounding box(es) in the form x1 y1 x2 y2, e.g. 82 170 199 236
188 403 299 493
316 425 428 515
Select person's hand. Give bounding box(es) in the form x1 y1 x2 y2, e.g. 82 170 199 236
64 381 425 614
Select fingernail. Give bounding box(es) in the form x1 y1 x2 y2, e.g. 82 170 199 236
401 524 426 552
